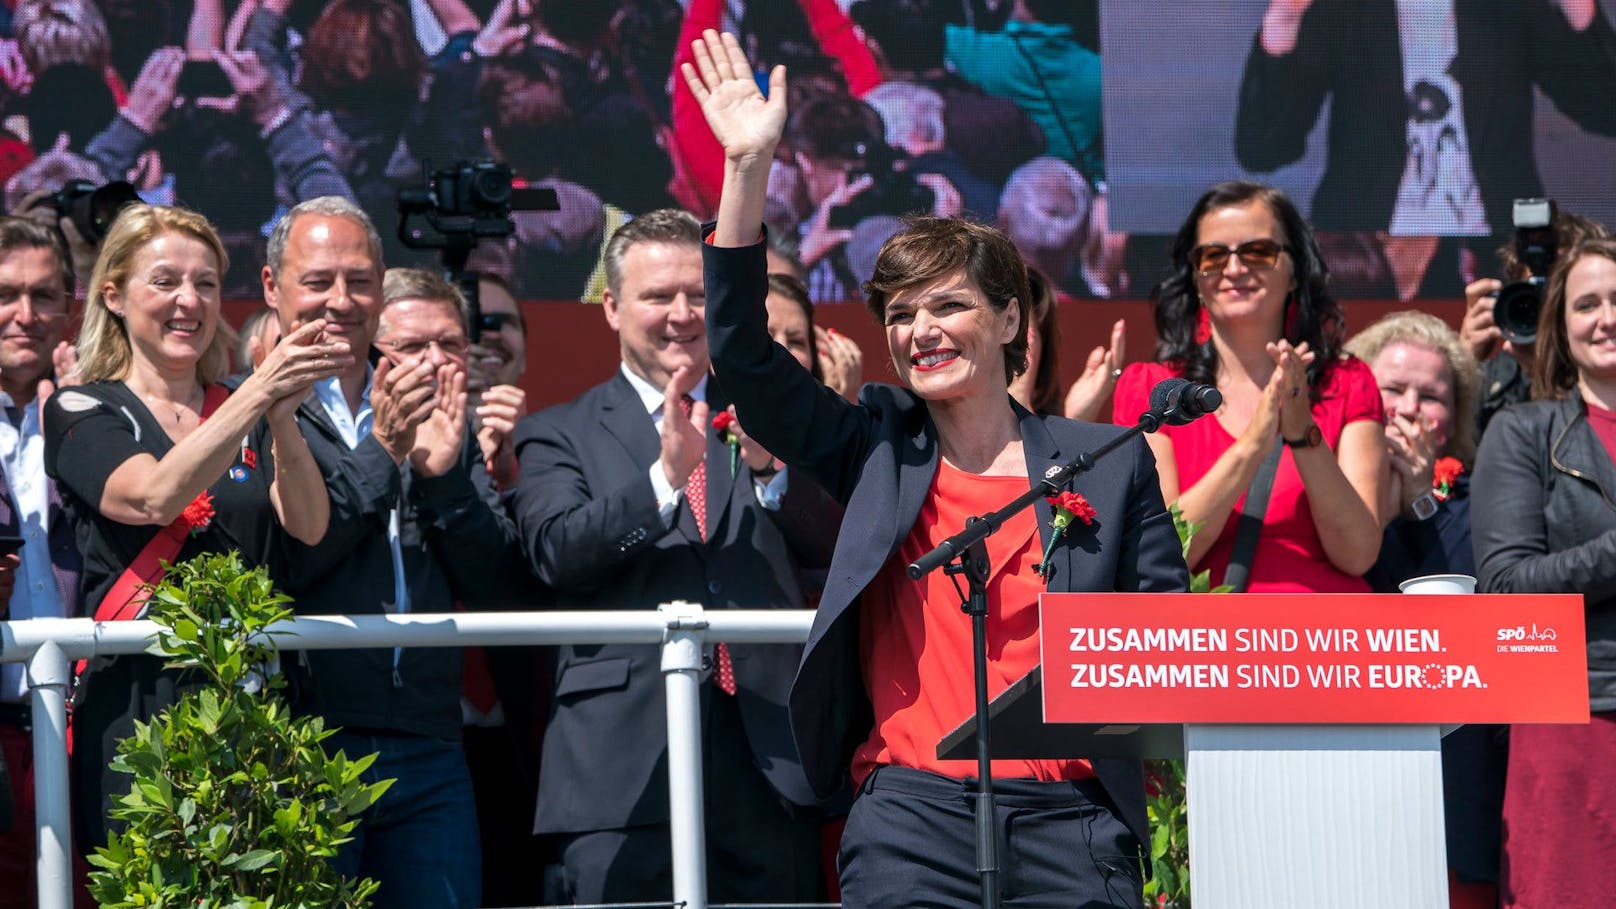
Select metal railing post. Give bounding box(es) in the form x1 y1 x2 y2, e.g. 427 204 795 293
660 601 709 909
27 640 73 909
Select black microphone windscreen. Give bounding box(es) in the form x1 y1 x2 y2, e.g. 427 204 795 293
1148 378 1189 415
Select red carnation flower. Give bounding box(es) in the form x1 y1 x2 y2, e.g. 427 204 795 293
1048 491 1097 527
711 411 736 437
1432 457 1464 502
180 490 216 534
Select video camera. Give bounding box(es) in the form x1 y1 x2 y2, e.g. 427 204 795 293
1492 198 1557 347
397 161 559 341
827 140 935 229
53 180 141 245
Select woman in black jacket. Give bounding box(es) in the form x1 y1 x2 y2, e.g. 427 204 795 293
1473 237 1616 907
687 31 1186 908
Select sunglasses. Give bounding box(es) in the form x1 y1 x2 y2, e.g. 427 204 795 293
1189 239 1288 275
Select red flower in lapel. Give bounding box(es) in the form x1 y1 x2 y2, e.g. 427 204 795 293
1432 457 1463 502
1035 491 1096 580
712 411 740 476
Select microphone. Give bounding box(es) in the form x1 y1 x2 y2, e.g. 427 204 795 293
1163 382 1222 425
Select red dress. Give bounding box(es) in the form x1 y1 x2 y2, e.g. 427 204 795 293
1112 358 1384 593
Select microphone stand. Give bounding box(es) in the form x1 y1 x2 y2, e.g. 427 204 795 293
908 403 1172 909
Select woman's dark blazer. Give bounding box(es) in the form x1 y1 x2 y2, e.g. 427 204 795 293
704 235 1189 846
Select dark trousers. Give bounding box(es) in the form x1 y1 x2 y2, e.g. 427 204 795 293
548 690 821 905
328 731 482 909
838 766 1144 909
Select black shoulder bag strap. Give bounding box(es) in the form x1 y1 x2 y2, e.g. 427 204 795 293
1223 441 1283 593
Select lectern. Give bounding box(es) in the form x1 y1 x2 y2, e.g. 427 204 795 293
941 592 1589 909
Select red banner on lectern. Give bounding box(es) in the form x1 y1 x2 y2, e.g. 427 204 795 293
1038 593 1589 724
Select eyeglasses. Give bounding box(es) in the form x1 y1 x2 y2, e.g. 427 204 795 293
1189 239 1288 275
376 337 470 360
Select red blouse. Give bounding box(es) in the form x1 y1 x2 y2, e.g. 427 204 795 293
1112 357 1385 593
851 460 1094 788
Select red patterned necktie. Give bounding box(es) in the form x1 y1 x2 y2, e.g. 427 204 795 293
678 395 735 695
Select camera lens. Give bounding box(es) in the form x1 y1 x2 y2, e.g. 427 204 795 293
469 166 512 210
1493 278 1545 346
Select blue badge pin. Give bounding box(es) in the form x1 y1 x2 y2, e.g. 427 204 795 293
229 465 249 483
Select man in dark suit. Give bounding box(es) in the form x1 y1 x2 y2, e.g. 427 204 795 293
260 198 528 909
510 209 824 905
1236 0 1616 235
0 217 82 909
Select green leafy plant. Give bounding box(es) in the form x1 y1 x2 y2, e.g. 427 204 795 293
1140 505 1229 909
87 552 392 909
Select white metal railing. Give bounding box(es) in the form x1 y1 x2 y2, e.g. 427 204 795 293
0 605 816 909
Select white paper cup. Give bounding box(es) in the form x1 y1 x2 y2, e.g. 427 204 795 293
1398 573 1477 595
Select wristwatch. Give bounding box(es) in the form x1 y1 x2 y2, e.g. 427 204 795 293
1282 424 1323 449
1409 491 1439 521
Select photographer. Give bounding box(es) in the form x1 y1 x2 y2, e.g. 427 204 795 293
1459 207 1609 437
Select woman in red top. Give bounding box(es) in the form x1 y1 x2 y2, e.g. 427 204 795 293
1113 182 1385 592
691 31 1186 907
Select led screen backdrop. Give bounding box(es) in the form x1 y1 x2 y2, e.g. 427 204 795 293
2 0 1612 302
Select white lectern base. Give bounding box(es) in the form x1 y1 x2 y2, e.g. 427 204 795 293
1184 724 1448 909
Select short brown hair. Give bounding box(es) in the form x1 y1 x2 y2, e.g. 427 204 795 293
0 216 74 299
1533 239 1616 400
382 267 468 329
862 216 1030 383
601 209 701 297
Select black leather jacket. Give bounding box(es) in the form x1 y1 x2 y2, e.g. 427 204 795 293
1473 394 1616 711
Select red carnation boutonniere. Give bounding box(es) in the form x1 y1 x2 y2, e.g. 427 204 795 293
179 490 216 536
1035 491 1097 581
1432 456 1464 502
711 411 740 476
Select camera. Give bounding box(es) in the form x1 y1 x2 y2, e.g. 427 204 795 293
53 180 141 245
398 160 559 242
398 161 559 341
1492 198 1557 346
827 140 935 229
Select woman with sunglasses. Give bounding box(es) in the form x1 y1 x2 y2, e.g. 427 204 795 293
1113 181 1385 591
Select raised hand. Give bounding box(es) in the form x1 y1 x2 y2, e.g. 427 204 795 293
123 47 186 134
682 30 787 165
248 319 352 410
1268 339 1317 440
410 365 468 478
1261 0 1315 55
815 325 864 401
1385 414 1438 513
371 357 438 463
1064 318 1127 423
1460 278 1504 362
475 383 525 489
659 365 709 490
473 0 534 57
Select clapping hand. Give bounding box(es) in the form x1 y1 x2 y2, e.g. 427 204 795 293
1064 318 1127 422
410 365 468 478
475 384 525 489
